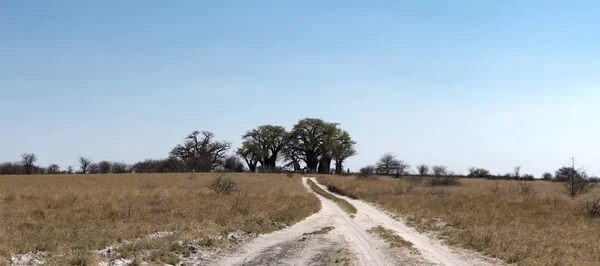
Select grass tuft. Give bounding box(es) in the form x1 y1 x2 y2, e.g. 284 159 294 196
368 225 418 253
303 226 335 235
307 179 357 215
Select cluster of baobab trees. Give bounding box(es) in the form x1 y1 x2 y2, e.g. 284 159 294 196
169 118 357 174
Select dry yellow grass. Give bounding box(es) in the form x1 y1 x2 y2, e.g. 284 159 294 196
318 175 600 266
0 173 320 264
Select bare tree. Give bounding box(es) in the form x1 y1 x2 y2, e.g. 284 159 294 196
47 164 60 174
559 157 596 197
396 160 411 177
170 131 231 172
21 153 37 174
111 162 129 174
432 165 449 176
79 157 93 174
416 164 429 176
513 166 522 178
88 163 100 174
376 153 401 175
67 166 74 174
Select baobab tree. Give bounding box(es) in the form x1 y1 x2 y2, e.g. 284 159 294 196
332 130 357 175
170 131 231 172
240 125 288 170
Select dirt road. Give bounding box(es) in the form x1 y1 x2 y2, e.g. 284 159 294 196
211 177 503 266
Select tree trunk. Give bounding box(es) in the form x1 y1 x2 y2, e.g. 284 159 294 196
335 159 343 175
268 155 278 170
318 157 332 174
293 161 301 171
305 153 319 172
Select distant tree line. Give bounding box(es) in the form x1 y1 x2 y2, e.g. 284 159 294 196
358 153 598 184
0 118 357 175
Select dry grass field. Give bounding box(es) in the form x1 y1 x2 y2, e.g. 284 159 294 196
0 173 320 265
318 175 600 266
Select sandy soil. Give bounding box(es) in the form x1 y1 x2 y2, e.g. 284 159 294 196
207 177 505 266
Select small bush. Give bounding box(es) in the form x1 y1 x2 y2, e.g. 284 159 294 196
565 172 595 198
468 167 491 178
140 179 157 190
517 181 534 196
427 175 460 186
521 174 535 181
207 175 237 195
406 175 423 184
582 197 600 218
357 165 377 180
392 182 413 195
488 182 501 194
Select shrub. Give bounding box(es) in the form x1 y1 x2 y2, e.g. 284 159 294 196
357 165 377 180
517 181 534 196
556 159 596 197
416 164 429 176
468 167 491 178
431 165 449 176
392 182 413 195
542 172 553 181
427 175 460 186
208 174 237 195
406 175 423 184
488 182 501 194
582 197 600 218
521 174 535 181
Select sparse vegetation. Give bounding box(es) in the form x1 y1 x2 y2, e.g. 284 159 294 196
304 226 335 235
357 165 377 180
207 174 237 195
0 173 320 264
559 158 596 197
368 225 418 253
582 197 600 218
307 179 357 215
318 175 600 265
332 248 354 266
426 175 460 186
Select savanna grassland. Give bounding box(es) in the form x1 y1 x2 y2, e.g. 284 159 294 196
318 175 600 266
0 173 320 265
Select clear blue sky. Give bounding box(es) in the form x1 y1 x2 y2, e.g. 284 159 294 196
1 0 599 176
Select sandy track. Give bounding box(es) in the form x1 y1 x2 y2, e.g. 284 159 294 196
211 177 503 266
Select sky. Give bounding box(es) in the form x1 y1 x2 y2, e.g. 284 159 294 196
1 0 599 176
